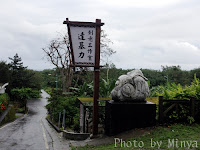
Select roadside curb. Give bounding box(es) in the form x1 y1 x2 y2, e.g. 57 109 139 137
0 107 29 130
46 118 61 132
46 118 91 141
63 130 90 141
70 127 154 147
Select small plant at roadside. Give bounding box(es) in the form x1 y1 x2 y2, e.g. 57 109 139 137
16 107 24 113
187 116 195 125
0 93 9 114
60 126 65 131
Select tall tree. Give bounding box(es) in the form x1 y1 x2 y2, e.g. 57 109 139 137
141 69 166 87
23 69 42 90
161 65 190 85
9 53 27 88
190 68 200 79
41 69 59 88
8 53 41 89
0 61 10 84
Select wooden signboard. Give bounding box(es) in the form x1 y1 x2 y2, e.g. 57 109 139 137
63 18 104 136
69 26 96 66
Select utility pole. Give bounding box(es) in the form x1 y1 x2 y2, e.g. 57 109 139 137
164 75 168 83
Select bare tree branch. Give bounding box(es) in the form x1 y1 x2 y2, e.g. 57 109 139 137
43 34 73 92
42 30 115 92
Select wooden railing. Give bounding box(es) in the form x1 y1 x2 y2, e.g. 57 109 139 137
158 96 200 123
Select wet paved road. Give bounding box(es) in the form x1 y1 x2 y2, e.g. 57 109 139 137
0 90 70 150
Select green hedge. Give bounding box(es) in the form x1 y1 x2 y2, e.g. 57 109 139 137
11 88 41 101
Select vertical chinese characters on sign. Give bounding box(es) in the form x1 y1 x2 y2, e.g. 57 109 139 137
70 26 96 66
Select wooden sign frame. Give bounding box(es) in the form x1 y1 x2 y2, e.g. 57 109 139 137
63 18 104 68
63 18 104 136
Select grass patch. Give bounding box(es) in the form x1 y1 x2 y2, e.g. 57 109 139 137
78 97 112 103
72 124 200 150
16 107 24 113
146 97 159 105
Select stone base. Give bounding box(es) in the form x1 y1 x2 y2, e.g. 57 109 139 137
105 100 156 136
62 130 90 140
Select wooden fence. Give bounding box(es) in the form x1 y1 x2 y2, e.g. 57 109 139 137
158 96 200 123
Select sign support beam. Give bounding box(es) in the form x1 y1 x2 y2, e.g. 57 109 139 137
92 19 101 136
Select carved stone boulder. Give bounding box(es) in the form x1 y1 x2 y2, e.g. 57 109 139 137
111 69 149 101
0 83 9 94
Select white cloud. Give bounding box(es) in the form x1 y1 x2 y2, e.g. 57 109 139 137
0 0 200 71
99 0 183 8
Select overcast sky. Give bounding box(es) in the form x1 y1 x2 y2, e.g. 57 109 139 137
0 0 200 71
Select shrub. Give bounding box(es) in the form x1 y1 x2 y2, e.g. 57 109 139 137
11 88 30 103
11 88 41 109
156 75 200 124
0 93 9 114
11 88 41 101
46 90 80 131
27 89 41 98
44 87 53 95
156 75 200 100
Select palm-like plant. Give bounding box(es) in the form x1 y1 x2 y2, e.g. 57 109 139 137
99 69 116 98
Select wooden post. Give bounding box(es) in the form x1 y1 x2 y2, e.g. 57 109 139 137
83 107 86 133
52 109 54 122
159 96 164 124
58 112 61 128
25 99 27 113
92 19 101 136
190 98 195 118
62 109 66 129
